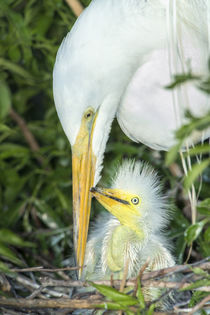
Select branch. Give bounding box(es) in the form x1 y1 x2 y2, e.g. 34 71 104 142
11 259 210 280
10 266 81 273
15 274 69 298
0 297 190 314
3 259 209 313
0 298 103 310
38 278 210 292
65 0 84 17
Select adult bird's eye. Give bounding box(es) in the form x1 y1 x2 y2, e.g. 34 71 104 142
131 197 139 205
84 109 94 119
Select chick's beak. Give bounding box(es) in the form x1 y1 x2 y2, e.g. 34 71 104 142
72 116 97 278
90 187 129 213
90 187 140 229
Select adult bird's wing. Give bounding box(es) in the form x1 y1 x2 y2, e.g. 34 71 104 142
117 1 210 150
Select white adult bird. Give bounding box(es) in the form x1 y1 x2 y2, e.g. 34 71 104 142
53 0 210 274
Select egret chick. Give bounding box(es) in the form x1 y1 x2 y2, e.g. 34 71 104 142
83 160 175 303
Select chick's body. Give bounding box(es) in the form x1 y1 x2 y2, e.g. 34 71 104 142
84 214 174 281
83 160 175 303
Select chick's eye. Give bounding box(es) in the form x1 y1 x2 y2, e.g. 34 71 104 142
131 197 139 205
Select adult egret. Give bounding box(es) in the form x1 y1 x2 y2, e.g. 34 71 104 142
53 0 210 274
84 160 175 305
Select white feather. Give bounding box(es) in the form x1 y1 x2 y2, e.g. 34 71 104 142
53 0 210 187
83 160 175 281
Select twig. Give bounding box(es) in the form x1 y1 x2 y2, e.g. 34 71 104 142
14 260 209 284
65 0 84 16
185 244 192 264
9 108 45 166
38 277 210 292
15 275 69 298
0 298 102 310
141 259 210 280
133 258 150 297
0 298 190 313
33 255 72 281
10 266 81 273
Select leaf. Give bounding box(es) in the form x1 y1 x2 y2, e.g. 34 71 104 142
185 144 210 156
190 267 209 278
93 302 127 311
181 279 210 291
189 291 209 307
197 199 210 216
147 304 156 315
90 282 138 306
184 220 208 245
204 227 210 243
165 140 183 166
165 72 200 89
0 260 12 274
176 114 210 140
0 144 29 160
0 124 11 132
0 242 23 266
0 80 11 119
0 58 34 82
34 199 64 229
55 188 69 210
184 159 210 190
136 279 145 309
0 229 35 248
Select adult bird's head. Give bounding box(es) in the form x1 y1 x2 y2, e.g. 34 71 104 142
90 160 170 238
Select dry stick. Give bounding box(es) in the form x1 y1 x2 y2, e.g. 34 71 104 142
0 298 104 310
13 259 210 284
0 298 189 314
34 260 210 289
34 255 72 281
65 0 84 16
9 108 45 166
39 277 210 292
10 266 81 273
15 275 69 299
141 260 210 280
133 258 150 297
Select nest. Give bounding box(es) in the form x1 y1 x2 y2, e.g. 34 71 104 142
0 258 209 314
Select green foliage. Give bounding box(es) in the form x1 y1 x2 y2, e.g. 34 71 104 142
0 0 78 269
91 281 155 314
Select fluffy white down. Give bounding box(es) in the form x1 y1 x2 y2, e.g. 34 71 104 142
110 160 170 232
83 160 175 280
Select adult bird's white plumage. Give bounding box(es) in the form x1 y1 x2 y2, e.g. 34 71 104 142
53 0 210 273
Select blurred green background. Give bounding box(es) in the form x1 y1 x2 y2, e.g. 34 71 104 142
0 0 209 280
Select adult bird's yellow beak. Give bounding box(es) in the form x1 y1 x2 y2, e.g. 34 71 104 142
72 110 97 277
